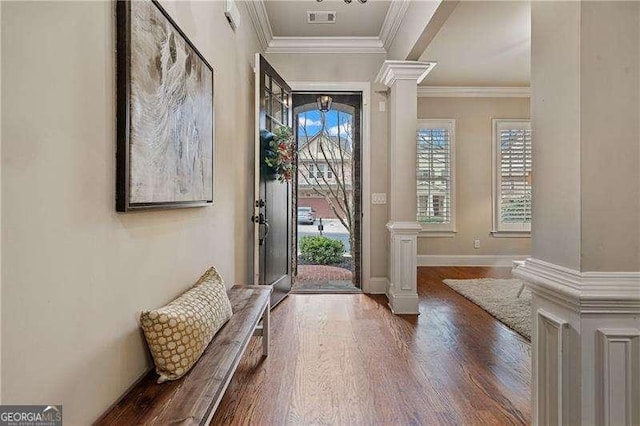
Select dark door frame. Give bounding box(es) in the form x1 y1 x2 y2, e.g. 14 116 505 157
254 54 293 308
292 91 363 288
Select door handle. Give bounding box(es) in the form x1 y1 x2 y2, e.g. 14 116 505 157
251 199 266 224
252 213 270 245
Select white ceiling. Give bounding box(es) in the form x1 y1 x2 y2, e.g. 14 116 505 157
419 1 531 86
264 0 391 37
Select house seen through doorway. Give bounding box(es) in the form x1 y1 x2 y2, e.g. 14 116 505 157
293 93 362 293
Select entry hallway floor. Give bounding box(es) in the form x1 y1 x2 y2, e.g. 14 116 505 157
212 267 531 425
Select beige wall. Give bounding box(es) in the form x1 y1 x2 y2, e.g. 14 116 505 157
265 52 390 279
531 1 640 272
579 1 640 272
417 97 531 256
1 1 259 423
265 52 384 83
530 1 582 271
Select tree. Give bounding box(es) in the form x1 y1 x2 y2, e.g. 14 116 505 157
298 111 355 253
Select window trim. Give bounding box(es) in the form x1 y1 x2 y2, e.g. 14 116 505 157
416 119 456 236
491 118 532 236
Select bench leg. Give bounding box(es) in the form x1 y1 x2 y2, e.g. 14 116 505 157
262 300 270 357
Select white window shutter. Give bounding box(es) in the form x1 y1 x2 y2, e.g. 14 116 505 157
416 119 455 232
493 119 532 233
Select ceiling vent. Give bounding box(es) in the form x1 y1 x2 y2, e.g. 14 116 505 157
307 11 337 24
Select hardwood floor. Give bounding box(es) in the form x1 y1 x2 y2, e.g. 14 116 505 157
212 267 531 425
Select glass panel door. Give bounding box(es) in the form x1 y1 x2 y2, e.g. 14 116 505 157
254 54 293 307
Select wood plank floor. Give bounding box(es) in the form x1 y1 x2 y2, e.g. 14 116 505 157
212 267 531 425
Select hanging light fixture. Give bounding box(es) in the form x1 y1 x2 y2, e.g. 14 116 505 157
316 95 333 112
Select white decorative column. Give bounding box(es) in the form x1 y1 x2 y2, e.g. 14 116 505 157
376 60 436 314
386 222 422 314
515 2 640 424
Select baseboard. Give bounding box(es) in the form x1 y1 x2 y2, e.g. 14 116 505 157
368 277 388 294
417 255 529 267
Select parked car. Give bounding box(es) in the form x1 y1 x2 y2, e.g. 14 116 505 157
297 207 316 224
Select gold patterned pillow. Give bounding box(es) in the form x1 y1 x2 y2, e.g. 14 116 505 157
140 267 233 383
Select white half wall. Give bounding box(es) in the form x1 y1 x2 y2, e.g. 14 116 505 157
515 259 640 425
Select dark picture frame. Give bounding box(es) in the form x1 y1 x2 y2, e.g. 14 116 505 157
116 0 214 212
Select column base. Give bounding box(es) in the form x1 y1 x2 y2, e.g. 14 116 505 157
387 289 420 314
386 221 422 316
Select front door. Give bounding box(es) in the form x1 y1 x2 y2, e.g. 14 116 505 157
253 54 293 307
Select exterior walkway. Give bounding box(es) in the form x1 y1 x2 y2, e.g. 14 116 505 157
292 264 358 293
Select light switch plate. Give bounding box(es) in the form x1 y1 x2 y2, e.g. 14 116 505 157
379 101 386 112
372 193 387 205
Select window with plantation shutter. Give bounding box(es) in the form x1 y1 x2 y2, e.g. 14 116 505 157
492 119 532 234
417 119 456 234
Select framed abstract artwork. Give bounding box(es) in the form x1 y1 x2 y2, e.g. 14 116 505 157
116 0 214 211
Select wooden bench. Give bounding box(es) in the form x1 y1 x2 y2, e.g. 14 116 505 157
96 285 271 425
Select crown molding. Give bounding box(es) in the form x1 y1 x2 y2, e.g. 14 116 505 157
379 0 411 51
244 0 411 54
376 60 437 87
266 37 386 54
243 0 273 51
417 86 531 98
513 258 640 314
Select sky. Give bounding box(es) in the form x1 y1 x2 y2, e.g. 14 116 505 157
297 109 352 144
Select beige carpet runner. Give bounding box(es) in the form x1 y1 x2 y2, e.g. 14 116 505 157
442 278 531 340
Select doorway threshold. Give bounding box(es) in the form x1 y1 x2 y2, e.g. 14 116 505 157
291 279 361 294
